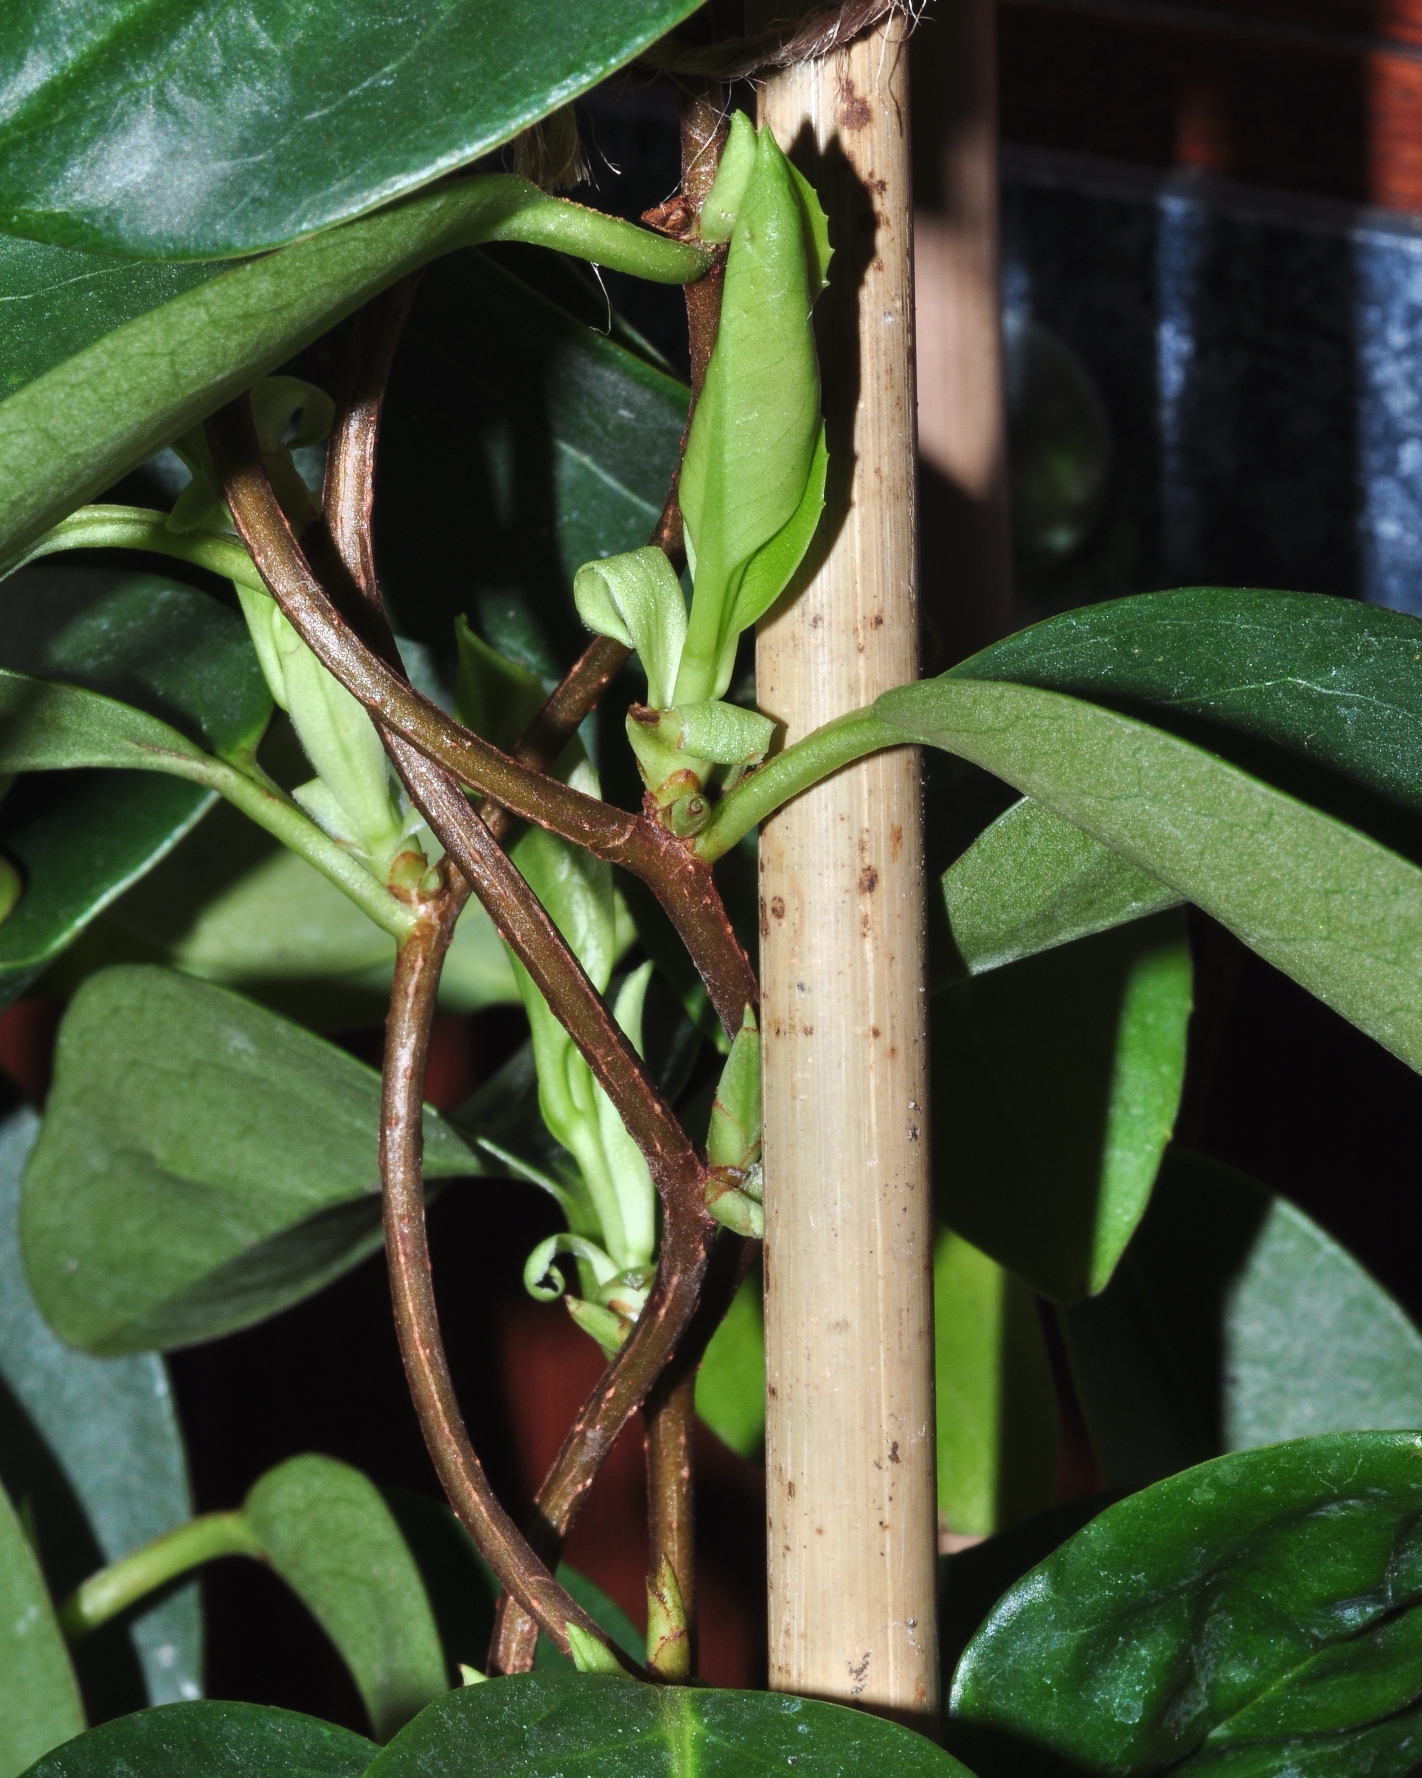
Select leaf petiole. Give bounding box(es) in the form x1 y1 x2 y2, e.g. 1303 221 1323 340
59 1512 266 1642
693 704 906 863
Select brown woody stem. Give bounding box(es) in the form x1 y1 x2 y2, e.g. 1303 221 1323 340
309 321 735 1678
382 896 626 1665
208 400 755 1036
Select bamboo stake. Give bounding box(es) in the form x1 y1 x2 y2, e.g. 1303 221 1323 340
753 9 940 1729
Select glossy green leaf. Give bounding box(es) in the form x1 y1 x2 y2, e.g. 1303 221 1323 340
533 1569 645 1675
878 673 1422 1075
22 965 481 1354
955 586 1422 836
939 796 1179 980
0 1474 83 1778
0 1101 199 1714
0 238 224 400
366 1672 971 1777
0 774 209 1012
17 1701 375 1778
377 250 688 680
245 1457 446 1742
0 566 271 759
935 1228 1057 1541
0 2 704 259
695 1267 767 1460
950 1432 1422 1777
380 1492 497 1687
934 913 1191 1303
0 180 703 573
1061 1146 1422 1491
0 564 272 1009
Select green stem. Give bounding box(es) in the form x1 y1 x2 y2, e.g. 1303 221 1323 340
175 753 419 944
694 705 906 862
3 506 264 591
59 1512 265 1641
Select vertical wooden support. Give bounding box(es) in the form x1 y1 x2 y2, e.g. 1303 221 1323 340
755 11 939 1729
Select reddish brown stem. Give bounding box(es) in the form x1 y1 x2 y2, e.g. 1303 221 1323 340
492 90 743 1675
381 895 627 1666
312 329 732 1679
209 401 755 1036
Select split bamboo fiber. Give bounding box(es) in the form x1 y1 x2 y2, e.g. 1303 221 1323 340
754 10 940 1727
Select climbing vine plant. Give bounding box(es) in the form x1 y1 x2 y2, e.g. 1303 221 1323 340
1 2 1422 1776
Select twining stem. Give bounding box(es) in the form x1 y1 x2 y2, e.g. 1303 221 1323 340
59 1512 265 1642
630 75 731 1669
695 705 908 863
383 899 631 1666
644 1370 699 1649
207 401 756 1036
315 321 729 1679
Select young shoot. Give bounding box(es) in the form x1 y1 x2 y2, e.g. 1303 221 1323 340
573 112 832 824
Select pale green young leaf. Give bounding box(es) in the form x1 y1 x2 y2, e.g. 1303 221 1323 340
935 1228 1058 1542
695 1269 766 1459
707 1007 762 1171
879 675 1422 1075
244 1456 447 1742
453 619 547 755
725 420 828 640
21 966 481 1354
676 126 822 704
572 547 686 710
698 112 758 243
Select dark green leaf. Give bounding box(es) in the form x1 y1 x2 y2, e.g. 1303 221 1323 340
379 1494 644 1685
0 566 273 1006
245 1457 447 1741
934 914 1191 1302
935 1228 1057 1540
0 772 210 1012
0 2 704 259
533 1568 645 1675
377 251 688 678
0 1101 199 1714
0 179 703 571
17 1700 375 1778
950 1432 1422 1777
22 965 481 1353
0 237 223 401
380 1492 496 1686
0 566 271 759
1062 1147 1422 1491
0 1476 83 1778
878 674 1422 1075
954 586 1422 854
939 796 1179 980
367 1672 971 1776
